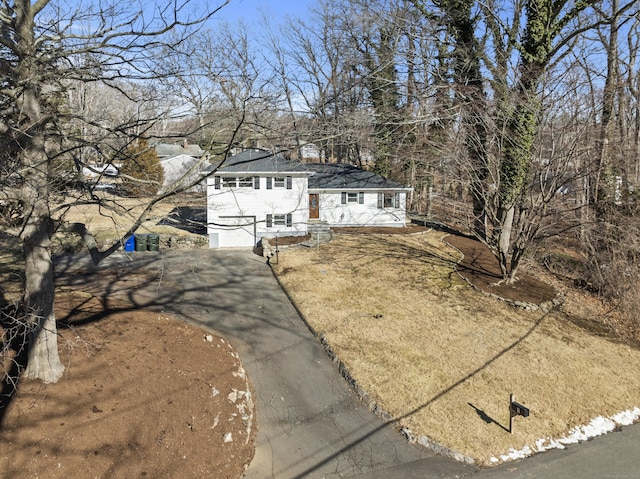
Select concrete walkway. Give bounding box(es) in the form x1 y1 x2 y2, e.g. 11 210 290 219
55 248 640 478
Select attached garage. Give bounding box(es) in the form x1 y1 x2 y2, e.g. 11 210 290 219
208 216 256 248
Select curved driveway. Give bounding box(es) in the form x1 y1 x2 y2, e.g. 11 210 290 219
55 248 640 479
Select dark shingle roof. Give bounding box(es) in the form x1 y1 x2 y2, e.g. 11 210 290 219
306 163 408 190
216 150 410 190
216 149 306 174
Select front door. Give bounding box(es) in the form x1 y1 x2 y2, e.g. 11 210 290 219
309 194 319 219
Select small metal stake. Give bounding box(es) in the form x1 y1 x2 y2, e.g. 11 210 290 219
509 393 514 434
509 393 530 434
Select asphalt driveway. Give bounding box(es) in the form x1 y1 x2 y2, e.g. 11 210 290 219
54 248 640 478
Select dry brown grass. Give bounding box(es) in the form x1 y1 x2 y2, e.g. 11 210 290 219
53 193 193 239
272 231 640 465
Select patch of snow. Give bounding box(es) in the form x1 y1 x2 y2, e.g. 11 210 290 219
613 407 640 426
490 407 640 464
223 432 233 443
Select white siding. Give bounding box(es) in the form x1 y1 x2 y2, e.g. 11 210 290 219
317 191 407 227
207 175 308 248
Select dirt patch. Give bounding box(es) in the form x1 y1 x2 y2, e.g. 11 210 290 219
271 230 640 465
0 293 255 479
443 232 557 305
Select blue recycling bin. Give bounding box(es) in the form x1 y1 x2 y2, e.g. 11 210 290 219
124 235 135 252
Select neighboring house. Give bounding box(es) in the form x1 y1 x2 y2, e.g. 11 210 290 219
81 163 121 191
155 141 209 193
207 149 411 248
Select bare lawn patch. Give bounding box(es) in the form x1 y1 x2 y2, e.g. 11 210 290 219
272 230 640 465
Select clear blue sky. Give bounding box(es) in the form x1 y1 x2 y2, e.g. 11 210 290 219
213 0 312 25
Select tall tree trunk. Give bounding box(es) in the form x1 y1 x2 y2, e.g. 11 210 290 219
14 4 65 382
22 201 64 383
594 0 620 210
497 204 515 278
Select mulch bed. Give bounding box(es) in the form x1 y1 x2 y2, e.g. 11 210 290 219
444 232 557 305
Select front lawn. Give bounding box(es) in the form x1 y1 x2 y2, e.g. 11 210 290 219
271 230 640 465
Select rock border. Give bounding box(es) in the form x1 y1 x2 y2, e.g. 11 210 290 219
269 265 476 466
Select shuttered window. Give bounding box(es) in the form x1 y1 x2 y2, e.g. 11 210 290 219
266 213 293 228
238 177 253 187
378 193 400 209
343 192 363 204
267 176 292 189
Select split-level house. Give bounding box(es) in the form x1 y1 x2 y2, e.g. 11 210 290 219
206 149 412 248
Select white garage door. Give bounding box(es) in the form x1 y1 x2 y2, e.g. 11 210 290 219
210 216 256 248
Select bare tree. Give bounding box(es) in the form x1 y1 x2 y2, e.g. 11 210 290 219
0 0 228 383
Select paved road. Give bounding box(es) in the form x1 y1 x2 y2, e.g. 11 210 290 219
55 249 640 479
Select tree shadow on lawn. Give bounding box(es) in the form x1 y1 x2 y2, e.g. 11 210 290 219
0 292 30 428
1 248 286 430
287 309 550 478
335 222 557 306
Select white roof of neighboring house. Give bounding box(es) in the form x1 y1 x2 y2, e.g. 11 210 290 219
155 142 204 159
160 154 210 193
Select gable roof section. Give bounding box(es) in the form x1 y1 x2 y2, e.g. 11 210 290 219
155 143 204 159
306 163 409 191
215 149 308 175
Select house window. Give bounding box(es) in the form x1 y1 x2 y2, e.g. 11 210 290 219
267 176 293 189
253 176 260 189
238 177 253 187
214 176 221 189
266 213 293 228
377 193 400 209
222 177 237 187
341 192 365 204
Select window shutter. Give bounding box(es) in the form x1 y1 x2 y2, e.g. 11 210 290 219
341 192 347 204
267 177 273 189
394 193 400 208
286 176 292 189
286 213 292 227
214 176 220 189
266 214 273 227
254 177 260 189
377 193 383 209
358 192 364 204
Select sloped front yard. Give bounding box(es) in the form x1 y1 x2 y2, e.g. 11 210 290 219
271 230 640 465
